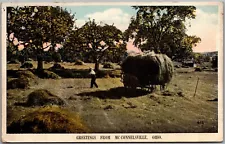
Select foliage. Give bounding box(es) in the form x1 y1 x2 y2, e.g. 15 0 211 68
125 6 201 60
64 19 126 71
52 52 62 63
7 6 75 70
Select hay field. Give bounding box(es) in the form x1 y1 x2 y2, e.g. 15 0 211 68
7 62 218 133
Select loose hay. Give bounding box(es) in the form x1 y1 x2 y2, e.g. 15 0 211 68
74 60 84 65
26 89 66 106
7 77 30 89
121 51 174 87
103 62 115 69
7 106 90 133
38 70 60 79
16 70 37 79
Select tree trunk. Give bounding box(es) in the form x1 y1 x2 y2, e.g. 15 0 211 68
37 55 43 71
37 48 44 71
94 59 99 72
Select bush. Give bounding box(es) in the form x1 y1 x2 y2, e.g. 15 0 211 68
37 70 60 79
20 62 33 68
26 89 65 106
7 106 90 133
103 62 114 69
74 60 84 65
7 77 30 89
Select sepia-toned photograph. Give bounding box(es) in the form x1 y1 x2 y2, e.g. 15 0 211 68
2 1 223 142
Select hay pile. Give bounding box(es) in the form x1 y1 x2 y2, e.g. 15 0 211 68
16 70 37 79
7 70 37 89
26 89 65 106
20 62 33 68
7 106 90 133
49 63 65 70
38 70 60 79
74 60 84 65
7 77 30 89
121 51 174 87
103 62 115 69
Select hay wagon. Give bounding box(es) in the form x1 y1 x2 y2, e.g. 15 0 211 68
120 72 156 92
120 51 174 91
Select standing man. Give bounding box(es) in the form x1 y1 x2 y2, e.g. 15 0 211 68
89 68 98 88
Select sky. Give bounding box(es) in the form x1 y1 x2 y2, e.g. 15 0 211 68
62 5 220 53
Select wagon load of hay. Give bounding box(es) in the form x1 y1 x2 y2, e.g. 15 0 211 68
121 51 174 89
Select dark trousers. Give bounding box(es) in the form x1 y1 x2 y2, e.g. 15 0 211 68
90 74 98 88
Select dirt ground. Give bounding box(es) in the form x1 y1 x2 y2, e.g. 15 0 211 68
7 62 218 133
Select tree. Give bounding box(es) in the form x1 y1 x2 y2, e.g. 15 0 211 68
7 6 75 70
64 19 126 71
125 6 201 60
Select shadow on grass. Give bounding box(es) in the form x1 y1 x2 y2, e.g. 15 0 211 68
207 98 218 102
77 87 150 99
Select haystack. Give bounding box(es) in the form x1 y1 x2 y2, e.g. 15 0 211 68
7 106 90 133
121 51 174 87
7 77 30 89
49 63 64 70
103 62 115 69
74 60 84 65
38 70 60 79
26 89 65 106
16 70 37 79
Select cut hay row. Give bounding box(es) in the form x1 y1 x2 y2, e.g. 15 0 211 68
121 51 174 89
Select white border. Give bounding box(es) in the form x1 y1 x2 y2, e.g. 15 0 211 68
1 2 223 142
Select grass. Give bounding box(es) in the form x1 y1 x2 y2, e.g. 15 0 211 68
7 62 218 133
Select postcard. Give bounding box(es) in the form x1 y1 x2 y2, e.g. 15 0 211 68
1 1 223 142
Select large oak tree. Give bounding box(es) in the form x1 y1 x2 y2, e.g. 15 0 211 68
7 6 75 70
64 19 126 71
124 6 201 60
